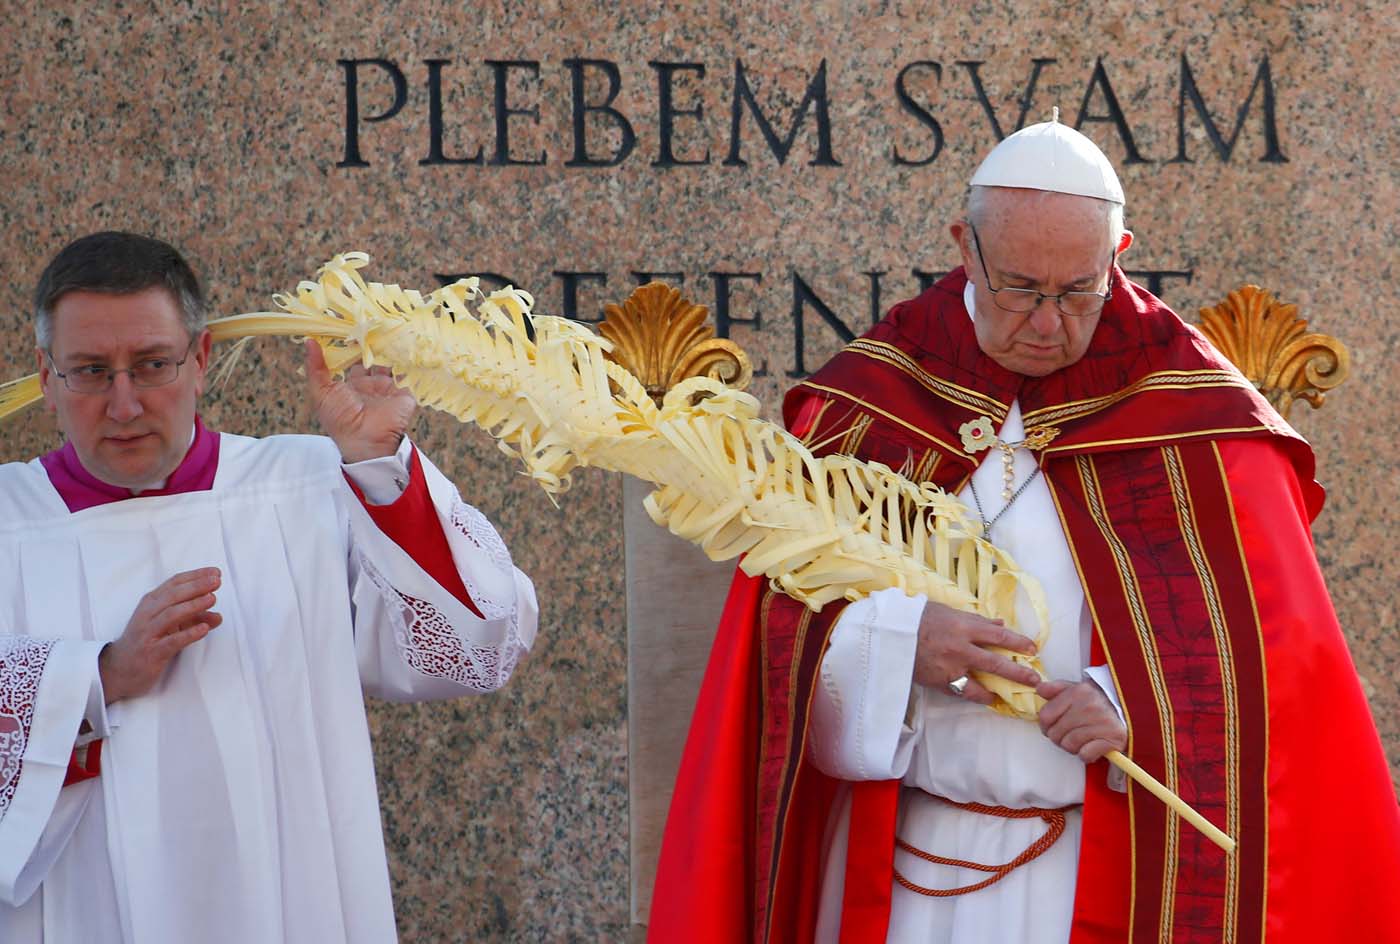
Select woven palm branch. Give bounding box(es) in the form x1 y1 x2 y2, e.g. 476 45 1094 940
0 253 1231 851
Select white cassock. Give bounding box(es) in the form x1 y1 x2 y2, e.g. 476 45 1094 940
809 284 1120 944
0 432 538 944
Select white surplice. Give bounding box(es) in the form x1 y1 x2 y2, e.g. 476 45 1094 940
0 432 538 944
808 284 1119 944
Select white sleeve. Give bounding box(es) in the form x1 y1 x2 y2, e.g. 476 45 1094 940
346 443 539 703
1083 664 1128 792
807 588 925 781
342 436 413 505
0 637 106 906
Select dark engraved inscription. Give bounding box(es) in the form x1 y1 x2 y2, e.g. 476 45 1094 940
486 60 546 166
421 59 484 166
565 58 637 168
1172 54 1287 164
338 58 407 168
725 59 841 167
958 58 1057 141
893 61 944 167
650 62 711 167
1074 57 1150 164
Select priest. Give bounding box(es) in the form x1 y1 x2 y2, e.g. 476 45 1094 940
0 232 539 942
649 121 1400 942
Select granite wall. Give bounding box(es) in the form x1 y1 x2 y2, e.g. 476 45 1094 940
2 2 1395 940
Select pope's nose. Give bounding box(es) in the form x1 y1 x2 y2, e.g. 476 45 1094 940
1026 299 1064 336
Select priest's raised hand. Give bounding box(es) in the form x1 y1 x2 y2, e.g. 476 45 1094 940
304 337 417 463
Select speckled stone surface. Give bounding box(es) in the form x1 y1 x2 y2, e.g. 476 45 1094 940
1 2 1396 939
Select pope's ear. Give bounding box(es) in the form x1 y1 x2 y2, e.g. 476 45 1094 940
1117 229 1134 254
950 220 976 270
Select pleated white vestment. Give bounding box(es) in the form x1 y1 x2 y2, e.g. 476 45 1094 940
0 433 538 943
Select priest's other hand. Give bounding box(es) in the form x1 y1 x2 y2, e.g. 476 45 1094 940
1034 679 1128 763
305 339 417 464
98 568 223 705
912 600 1041 706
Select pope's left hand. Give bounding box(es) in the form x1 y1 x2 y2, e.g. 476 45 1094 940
1035 679 1128 763
305 339 417 463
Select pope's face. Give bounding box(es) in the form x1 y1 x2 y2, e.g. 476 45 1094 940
38 287 211 489
951 189 1130 377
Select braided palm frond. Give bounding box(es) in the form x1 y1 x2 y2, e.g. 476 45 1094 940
0 374 41 422
261 257 1053 717
0 256 1049 688
0 253 1233 849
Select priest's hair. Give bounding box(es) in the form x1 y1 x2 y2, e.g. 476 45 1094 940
34 231 207 350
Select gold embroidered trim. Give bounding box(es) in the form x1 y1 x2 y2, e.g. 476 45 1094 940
1076 455 1181 942
847 339 1010 418
1022 370 1251 427
1163 445 1242 939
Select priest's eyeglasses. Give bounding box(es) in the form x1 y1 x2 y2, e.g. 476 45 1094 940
46 340 197 394
968 223 1115 318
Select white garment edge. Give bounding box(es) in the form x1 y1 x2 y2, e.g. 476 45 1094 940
342 436 414 506
811 590 926 781
0 639 104 905
77 661 111 745
346 446 540 702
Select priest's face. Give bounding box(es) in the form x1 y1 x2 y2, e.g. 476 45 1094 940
38 287 212 489
951 188 1131 377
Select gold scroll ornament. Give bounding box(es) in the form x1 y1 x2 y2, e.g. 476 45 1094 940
598 281 752 405
1197 284 1349 422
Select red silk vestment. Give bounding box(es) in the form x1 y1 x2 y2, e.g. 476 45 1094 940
649 268 1400 943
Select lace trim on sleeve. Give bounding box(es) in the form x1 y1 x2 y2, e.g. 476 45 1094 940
1 637 55 821
359 495 524 692
448 500 515 620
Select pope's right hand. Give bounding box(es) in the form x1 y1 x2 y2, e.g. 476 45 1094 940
912 599 1041 706
99 568 223 705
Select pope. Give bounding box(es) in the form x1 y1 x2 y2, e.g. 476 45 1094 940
648 119 1400 943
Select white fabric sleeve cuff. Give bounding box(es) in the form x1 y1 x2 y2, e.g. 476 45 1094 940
75 648 112 746
808 588 925 781
1083 664 1128 792
342 436 414 505
1083 664 1125 722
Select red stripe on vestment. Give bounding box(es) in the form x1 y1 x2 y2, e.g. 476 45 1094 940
1049 454 1172 940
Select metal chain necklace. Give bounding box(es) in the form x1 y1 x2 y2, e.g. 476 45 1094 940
957 416 1060 540
967 462 1042 540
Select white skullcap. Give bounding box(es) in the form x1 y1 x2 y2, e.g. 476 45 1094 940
969 112 1125 205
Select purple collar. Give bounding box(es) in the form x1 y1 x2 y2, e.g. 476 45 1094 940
40 416 221 513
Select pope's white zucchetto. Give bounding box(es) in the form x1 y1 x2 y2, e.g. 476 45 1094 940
969 118 1125 206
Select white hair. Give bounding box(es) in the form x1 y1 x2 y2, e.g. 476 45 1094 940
966 185 1124 247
